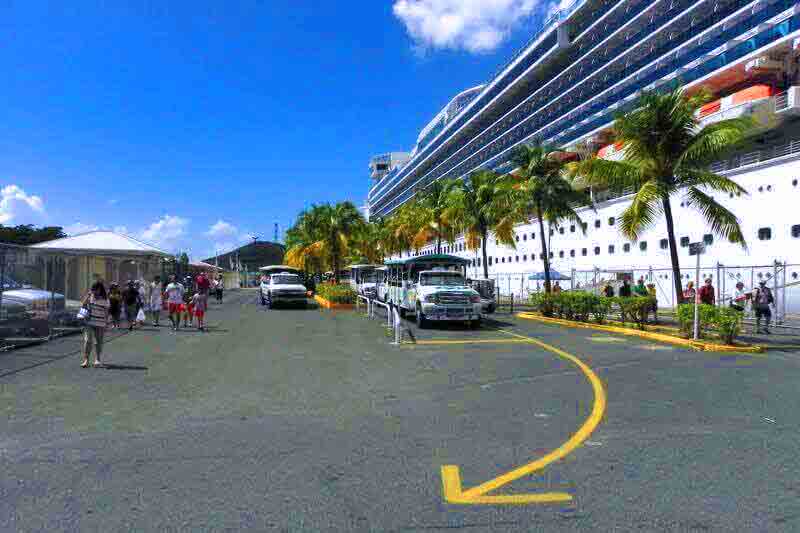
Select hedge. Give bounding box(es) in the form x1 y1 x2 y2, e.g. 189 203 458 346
316 283 357 304
675 304 743 344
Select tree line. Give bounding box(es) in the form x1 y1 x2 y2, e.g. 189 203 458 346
285 88 752 302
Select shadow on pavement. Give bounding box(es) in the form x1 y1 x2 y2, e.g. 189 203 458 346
101 364 148 371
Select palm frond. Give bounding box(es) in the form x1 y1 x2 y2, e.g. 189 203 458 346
679 117 753 168
572 158 645 193
685 186 747 249
619 180 664 241
678 168 747 196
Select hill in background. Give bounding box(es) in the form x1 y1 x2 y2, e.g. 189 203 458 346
202 241 285 271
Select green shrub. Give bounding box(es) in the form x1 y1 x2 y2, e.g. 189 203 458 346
676 303 742 343
715 306 743 344
591 297 612 324
316 283 356 304
530 293 555 316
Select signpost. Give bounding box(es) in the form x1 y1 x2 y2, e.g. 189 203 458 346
689 242 706 340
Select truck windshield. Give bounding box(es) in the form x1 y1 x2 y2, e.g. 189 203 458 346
272 274 300 284
419 273 465 286
361 271 377 283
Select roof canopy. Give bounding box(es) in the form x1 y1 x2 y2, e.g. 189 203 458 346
259 265 300 273
384 254 470 266
30 230 171 257
190 261 223 271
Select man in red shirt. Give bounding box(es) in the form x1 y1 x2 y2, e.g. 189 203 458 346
698 278 715 305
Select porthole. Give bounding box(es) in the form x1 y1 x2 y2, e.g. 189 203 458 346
559 251 565 258
570 250 576 257
792 224 800 238
515 256 519 262
570 225 576 233
758 227 772 240
680 236 690 247
608 217 616 226
559 227 565 234
793 272 798 279
594 246 601 255
640 241 648 251
595 220 601 228
523 234 527 241
793 179 798 187
581 248 588 256
608 245 615 254
767 185 772 191
623 243 631 253
758 186 764 193
660 238 669 249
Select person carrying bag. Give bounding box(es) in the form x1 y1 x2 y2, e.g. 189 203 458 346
80 282 110 368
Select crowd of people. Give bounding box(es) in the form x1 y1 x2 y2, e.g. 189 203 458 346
78 271 225 368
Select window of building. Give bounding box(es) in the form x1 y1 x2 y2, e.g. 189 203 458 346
640 241 648 251
594 219 601 228
623 243 631 253
608 217 616 226
660 238 668 250
581 248 588 256
608 244 615 254
570 249 576 257
594 246 601 255
703 234 713 245
792 224 800 238
680 236 689 247
559 251 565 258
758 227 772 240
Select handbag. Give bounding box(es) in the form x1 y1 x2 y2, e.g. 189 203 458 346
77 307 89 321
136 308 146 322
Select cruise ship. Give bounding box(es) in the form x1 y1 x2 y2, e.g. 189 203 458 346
367 0 800 305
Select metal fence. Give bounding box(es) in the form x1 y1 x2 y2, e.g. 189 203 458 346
484 261 800 325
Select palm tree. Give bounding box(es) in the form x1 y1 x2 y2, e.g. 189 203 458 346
509 144 591 294
573 87 751 303
412 178 459 253
447 170 518 279
285 202 365 282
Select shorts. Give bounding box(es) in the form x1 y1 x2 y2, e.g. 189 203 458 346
755 306 771 319
186 304 194 315
168 302 182 314
194 309 205 319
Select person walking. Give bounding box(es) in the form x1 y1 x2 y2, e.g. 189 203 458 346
149 275 163 327
634 277 648 297
552 281 562 294
699 278 715 306
215 274 224 303
80 281 109 367
121 281 140 331
108 283 122 329
618 278 633 323
165 275 185 331
195 271 211 332
191 291 207 331
684 281 696 302
730 281 749 312
647 283 658 323
752 280 775 334
603 282 615 298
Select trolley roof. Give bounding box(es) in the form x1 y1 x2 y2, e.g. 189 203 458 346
384 254 470 266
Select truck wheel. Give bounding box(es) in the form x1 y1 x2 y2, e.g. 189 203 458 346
416 305 428 329
470 318 482 330
266 294 273 309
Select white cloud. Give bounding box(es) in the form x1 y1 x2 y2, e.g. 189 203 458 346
205 220 238 239
113 225 129 235
393 0 539 53
64 222 99 235
140 215 189 251
0 184 45 224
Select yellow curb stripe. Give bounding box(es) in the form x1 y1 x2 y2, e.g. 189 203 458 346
441 329 606 504
515 312 764 354
313 295 355 310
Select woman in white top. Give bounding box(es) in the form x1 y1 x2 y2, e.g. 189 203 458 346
149 275 163 327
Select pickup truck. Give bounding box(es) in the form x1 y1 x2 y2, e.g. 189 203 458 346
260 273 308 309
409 270 483 329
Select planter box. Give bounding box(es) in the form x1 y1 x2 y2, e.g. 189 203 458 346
314 295 355 310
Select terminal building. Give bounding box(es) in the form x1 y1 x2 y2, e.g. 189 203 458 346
366 0 800 302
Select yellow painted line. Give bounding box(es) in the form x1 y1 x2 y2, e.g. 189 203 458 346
516 312 764 354
441 329 606 505
412 339 535 346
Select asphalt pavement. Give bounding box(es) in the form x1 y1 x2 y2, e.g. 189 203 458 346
2 290 799 532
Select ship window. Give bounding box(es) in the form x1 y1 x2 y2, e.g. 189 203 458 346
570 225 576 233
767 185 772 191
501 257 505 263
660 239 668 249
515 256 519 262
594 246 601 255
703 234 713 245
523 234 527 241
559 227 565 234
531 233 535 240
549 252 554 259
489 257 493 266
478 258 481 266
515 235 520 242
523 255 528 261
640 241 648 251
581 248 588 256
559 251 565 258
758 227 772 240
508 256 512 263
680 236 690 247
570 249 575 257
623 243 631 253
549 228 554 236
608 245 615 254
608 217 615 226
540 253 546 259
793 179 798 187
582 222 588 232
792 225 800 238
594 220 601 228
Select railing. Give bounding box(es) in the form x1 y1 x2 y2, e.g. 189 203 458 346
372 0 782 213
710 138 800 173
775 90 789 111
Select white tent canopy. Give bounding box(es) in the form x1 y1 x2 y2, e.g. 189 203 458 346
30 230 171 257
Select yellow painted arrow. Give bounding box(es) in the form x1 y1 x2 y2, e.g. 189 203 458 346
441 330 607 505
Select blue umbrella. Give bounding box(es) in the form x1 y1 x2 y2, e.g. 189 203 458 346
528 270 571 281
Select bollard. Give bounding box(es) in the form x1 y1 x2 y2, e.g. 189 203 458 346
392 305 402 345
387 302 393 328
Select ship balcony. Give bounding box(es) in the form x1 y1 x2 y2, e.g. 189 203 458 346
696 84 779 129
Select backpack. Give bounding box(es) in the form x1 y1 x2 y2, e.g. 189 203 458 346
755 287 774 306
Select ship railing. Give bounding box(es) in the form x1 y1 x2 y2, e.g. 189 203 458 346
774 90 789 111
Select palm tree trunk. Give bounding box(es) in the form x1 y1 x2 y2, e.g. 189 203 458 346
436 235 441 254
481 228 489 279
662 196 683 306
537 206 551 294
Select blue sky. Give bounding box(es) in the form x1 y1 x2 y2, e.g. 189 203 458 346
0 0 555 259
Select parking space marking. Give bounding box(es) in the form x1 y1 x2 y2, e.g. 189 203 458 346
440 329 607 505
411 339 536 346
